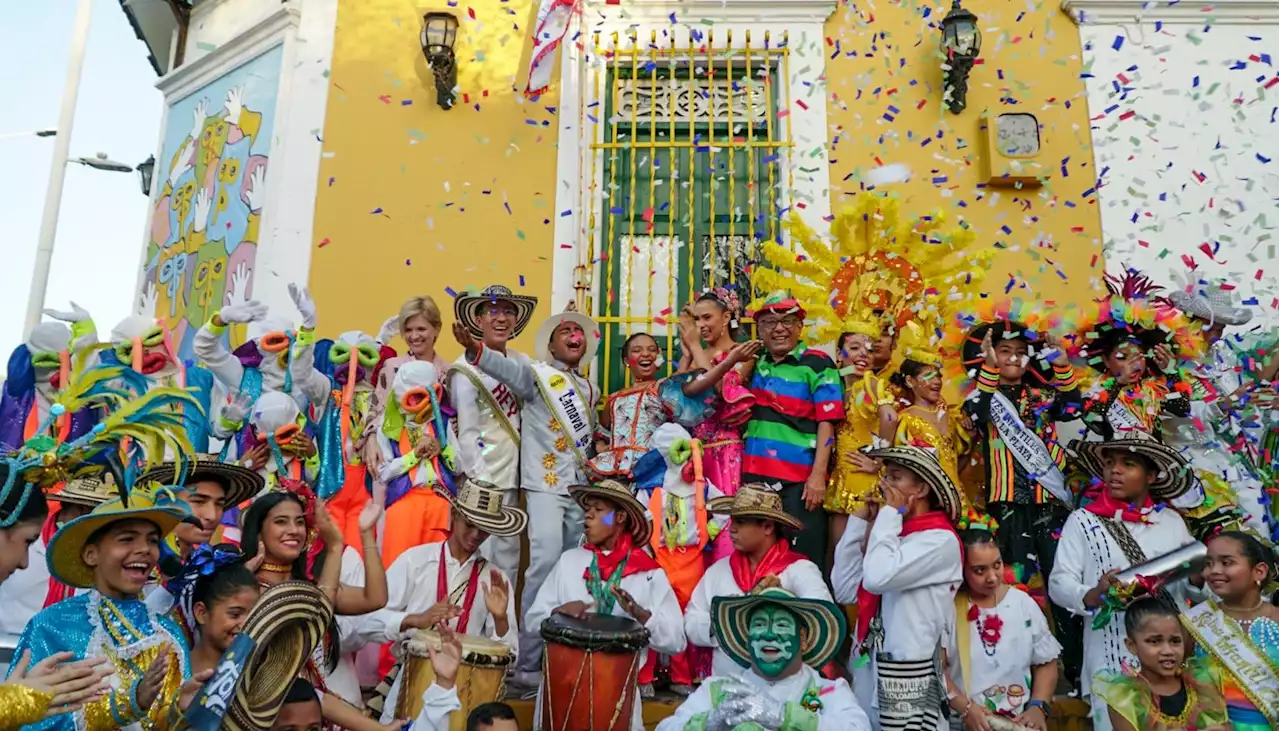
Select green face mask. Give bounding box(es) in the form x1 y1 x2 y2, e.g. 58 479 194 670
747 604 801 678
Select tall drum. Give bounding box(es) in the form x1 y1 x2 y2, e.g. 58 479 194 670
395 630 512 729
540 614 650 731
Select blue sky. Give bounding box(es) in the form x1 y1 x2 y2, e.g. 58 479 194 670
0 1 161 359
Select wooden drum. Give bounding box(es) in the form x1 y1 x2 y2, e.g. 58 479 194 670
395 630 512 729
540 614 650 731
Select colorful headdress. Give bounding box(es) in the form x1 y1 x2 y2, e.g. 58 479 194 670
942 295 1069 388
751 194 991 345
2 350 202 503
1074 270 1201 371
956 506 999 533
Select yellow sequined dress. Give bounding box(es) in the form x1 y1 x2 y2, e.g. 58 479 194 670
894 403 977 511
0 684 51 730
826 373 896 513
7 592 189 731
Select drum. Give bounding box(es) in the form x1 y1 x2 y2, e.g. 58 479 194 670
540 614 650 731
394 630 512 729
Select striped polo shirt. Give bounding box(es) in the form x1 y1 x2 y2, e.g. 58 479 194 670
743 345 846 483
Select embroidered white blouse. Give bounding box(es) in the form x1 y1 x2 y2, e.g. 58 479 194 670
942 587 1061 717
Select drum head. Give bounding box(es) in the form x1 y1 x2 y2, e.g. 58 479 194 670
406 630 513 666
540 613 650 653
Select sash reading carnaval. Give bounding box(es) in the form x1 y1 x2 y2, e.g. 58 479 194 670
532 362 593 469
989 391 1071 506
1179 601 1278 726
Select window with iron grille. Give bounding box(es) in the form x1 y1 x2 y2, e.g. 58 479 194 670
589 37 791 396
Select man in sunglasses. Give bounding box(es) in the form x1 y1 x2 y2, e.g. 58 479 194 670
193 283 330 461
451 299 600 693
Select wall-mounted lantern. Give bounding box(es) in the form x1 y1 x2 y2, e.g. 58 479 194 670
421 12 460 110
136 155 156 196
939 0 981 114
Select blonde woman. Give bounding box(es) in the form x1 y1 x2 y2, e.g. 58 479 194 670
360 296 450 472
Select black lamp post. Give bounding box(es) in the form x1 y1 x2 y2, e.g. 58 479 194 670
421 12 460 110
136 155 155 197
939 0 981 114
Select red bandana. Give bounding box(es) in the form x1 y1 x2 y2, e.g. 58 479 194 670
855 511 961 646
1084 491 1154 523
729 540 806 593
438 540 483 632
582 533 659 582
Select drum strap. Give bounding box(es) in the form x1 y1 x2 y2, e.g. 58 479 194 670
439 541 486 632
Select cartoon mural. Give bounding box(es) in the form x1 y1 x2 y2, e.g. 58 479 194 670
141 44 282 364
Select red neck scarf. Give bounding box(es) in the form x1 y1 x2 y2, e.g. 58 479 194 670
855 510 961 646
1084 491 1155 523
729 540 805 593
438 540 483 631
40 510 73 607
582 533 659 581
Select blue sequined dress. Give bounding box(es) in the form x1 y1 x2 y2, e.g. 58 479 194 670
7 592 191 731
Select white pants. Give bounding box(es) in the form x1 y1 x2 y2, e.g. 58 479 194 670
517 490 584 673
480 489 524 579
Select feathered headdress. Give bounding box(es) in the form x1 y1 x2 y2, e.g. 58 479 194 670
3 347 202 505
1073 269 1201 371
751 194 992 345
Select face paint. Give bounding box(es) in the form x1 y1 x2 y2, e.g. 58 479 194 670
601 511 616 527
746 604 801 678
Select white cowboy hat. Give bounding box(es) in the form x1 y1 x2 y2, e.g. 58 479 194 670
534 310 599 365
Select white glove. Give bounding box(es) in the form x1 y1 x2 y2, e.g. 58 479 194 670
43 302 90 323
220 300 268 325
706 682 785 731
288 283 317 329
376 315 399 345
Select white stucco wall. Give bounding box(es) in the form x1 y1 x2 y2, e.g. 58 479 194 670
1067 0 1279 323
136 0 338 323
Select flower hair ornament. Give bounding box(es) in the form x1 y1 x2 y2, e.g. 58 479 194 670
701 286 743 328
168 544 250 636
956 507 999 533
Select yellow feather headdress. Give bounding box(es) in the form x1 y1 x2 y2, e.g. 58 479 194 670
750 193 993 345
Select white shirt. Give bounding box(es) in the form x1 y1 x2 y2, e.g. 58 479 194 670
686 551 833 678
354 541 518 722
0 541 51 635
527 546 686 731
942 587 1061 716
474 349 598 496
408 683 461 731
832 508 962 660
1048 507 1201 696
655 665 871 731
449 355 522 488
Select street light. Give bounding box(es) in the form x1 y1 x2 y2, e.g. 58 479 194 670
136 155 155 196
72 153 134 173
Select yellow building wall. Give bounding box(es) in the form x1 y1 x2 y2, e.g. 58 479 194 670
823 1 1106 307
314 0 1106 360
311 0 560 359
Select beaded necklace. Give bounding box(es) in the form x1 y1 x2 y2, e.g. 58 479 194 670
586 552 629 615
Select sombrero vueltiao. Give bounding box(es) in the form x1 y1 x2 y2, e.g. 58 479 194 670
219 581 334 731
712 587 846 670
1070 435 1194 503
139 455 264 508
865 445 963 523
534 309 599 366
454 284 538 339
708 483 804 532
47 488 190 588
568 479 652 546
435 478 528 537
51 474 119 509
